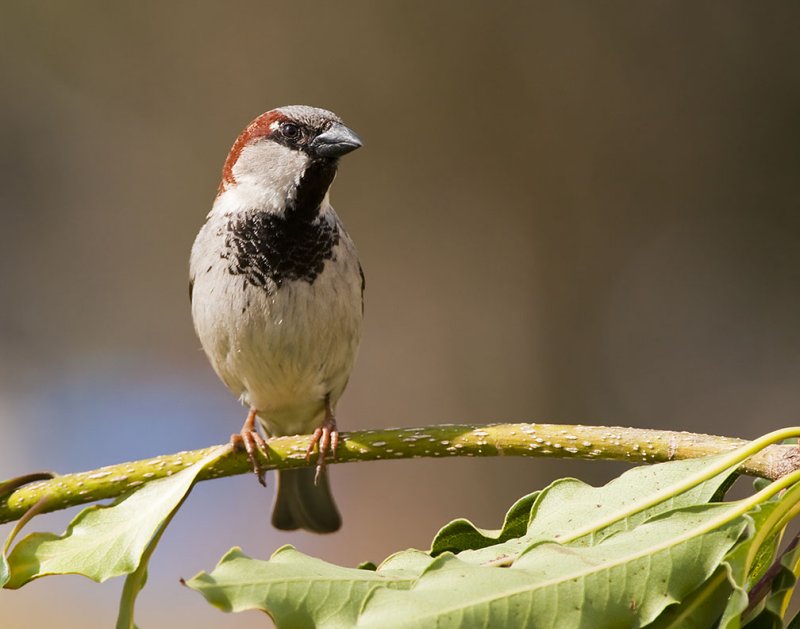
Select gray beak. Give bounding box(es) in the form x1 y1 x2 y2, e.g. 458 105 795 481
311 123 363 158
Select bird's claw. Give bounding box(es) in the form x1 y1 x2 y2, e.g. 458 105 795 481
231 409 269 486
306 414 339 485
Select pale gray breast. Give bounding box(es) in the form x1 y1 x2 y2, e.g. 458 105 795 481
189 208 363 420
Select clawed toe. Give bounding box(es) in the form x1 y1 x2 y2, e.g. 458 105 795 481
305 410 339 485
231 408 269 486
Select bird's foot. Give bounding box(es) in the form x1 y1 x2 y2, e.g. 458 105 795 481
306 406 339 485
231 408 269 486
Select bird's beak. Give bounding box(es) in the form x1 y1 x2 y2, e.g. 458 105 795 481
311 123 363 158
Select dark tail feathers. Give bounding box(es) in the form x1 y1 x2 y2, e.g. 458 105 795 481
271 468 341 533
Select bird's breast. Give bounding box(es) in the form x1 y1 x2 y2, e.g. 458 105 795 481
190 209 362 433
222 208 341 290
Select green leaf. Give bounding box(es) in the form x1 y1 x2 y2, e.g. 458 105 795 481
188 502 748 628
753 477 772 493
183 546 428 627
186 454 753 627
115 447 227 629
717 501 784 629
718 550 757 629
460 454 738 565
5 446 228 589
358 505 748 628
742 534 800 628
1 495 54 588
0 548 8 589
644 566 731 628
430 491 537 555
531 454 738 542
763 539 800 621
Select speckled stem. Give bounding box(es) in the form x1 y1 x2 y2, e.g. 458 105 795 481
1 423 798 525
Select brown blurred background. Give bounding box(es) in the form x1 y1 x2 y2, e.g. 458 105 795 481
1 2 799 627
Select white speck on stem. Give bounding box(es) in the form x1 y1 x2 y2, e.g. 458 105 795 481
372 441 387 447
668 437 678 459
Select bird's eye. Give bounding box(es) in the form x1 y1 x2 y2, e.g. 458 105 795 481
280 123 301 140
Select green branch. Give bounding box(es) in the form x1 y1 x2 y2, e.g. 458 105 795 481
1 423 798 525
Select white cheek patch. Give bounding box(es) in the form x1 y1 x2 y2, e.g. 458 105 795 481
225 142 310 215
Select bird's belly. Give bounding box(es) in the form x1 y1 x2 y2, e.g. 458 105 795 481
192 255 362 435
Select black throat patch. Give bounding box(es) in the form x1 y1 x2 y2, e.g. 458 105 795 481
222 159 341 290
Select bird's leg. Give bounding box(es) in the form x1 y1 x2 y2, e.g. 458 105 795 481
306 395 340 485
230 407 269 486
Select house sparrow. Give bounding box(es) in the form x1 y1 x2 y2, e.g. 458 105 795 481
189 106 364 533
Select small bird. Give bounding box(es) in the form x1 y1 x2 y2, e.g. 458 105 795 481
189 106 364 533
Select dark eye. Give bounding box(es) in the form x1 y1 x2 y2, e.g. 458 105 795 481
280 123 301 140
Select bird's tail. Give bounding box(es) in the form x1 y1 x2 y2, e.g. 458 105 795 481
272 468 341 533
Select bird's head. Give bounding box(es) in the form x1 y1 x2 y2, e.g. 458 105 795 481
217 106 362 214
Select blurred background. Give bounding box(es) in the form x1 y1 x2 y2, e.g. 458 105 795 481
1 2 799 626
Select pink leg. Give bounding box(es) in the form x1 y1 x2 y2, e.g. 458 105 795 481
230 407 269 486
305 396 340 485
